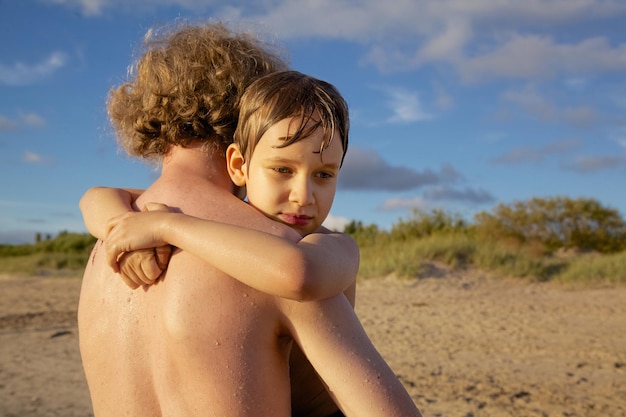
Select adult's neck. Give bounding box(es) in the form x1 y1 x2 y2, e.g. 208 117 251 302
161 142 232 191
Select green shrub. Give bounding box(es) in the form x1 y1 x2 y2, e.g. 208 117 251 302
343 220 388 247
0 244 35 257
34 231 97 254
2 204 625 286
0 252 90 276
357 233 474 279
390 208 467 240
0 232 96 276
555 252 626 284
472 240 566 281
474 197 626 254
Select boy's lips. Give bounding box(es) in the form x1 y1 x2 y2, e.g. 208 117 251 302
279 213 313 226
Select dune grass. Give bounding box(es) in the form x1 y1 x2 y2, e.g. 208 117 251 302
1 227 624 285
357 232 625 284
555 251 626 284
0 231 95 278
0 252 89 277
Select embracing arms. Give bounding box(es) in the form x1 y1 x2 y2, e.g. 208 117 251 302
80 186 358 301
104 209 358 301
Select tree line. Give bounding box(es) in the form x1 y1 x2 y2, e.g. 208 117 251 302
345 196 626 255
2 196 624 259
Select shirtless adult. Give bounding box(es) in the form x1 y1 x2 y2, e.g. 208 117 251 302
78 21 421 417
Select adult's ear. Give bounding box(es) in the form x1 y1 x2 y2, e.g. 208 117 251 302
226 143 247 187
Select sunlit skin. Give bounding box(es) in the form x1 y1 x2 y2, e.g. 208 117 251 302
229 117 344 237
85 116 357 301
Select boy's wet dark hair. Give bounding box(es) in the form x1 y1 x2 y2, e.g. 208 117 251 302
234 70 350 166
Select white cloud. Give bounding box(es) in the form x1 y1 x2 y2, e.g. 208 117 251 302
42 1 626 84
564 154 626 173
236 0 423 41
502 86 598 128
323 213 351 232
0 113 46 131
417 17 471 62
423 186 495 204
459 35 626 83
339 147 462 191
21 113 46 128
383 87 433 124
45 0 166 16
379 196 431 212
23 151 56 166
23 151 45 164
503 86 557 120
217 0 626 82
46 0 107 16
543 138 583 153
379 186 494 213
492 146 545 165
35 1 624 139
561 106 597 129
0 116 17 131
492 138 582 165
0 52 68 86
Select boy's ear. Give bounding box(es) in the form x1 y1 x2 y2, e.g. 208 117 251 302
226 143 247 187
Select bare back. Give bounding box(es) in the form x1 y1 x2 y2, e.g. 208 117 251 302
78 168 299 416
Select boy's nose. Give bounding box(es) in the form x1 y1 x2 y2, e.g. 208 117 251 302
290 177 314 206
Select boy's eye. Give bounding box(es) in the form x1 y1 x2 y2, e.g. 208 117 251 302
273 167 291 174
316 171 334 179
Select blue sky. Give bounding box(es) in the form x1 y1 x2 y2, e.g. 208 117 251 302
1 0 625 244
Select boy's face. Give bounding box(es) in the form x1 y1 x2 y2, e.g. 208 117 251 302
238 117 344 236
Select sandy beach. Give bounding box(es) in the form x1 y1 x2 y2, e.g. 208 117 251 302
1 266 625 417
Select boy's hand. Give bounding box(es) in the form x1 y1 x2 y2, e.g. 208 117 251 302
110 202 174 289
117 245 172 289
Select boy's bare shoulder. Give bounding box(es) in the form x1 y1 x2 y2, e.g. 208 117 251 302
313 225 347 236
309 227 358 248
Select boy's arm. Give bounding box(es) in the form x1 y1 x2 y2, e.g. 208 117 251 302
104 211 358 301
287 228 359 300
283 294 422 417
80 187 171 288
80 186 143 239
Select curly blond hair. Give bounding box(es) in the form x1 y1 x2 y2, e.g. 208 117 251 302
107 21 288 161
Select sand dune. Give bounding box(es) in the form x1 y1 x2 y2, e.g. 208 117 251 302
1 268 624 416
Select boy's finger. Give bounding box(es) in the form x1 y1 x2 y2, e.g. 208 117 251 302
104 240 123 272
119 250 159 286
143 202 170 212
119 272 140 290
118 252 148 287
117 253 139 284
138 253 162 285
154 245 172 271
